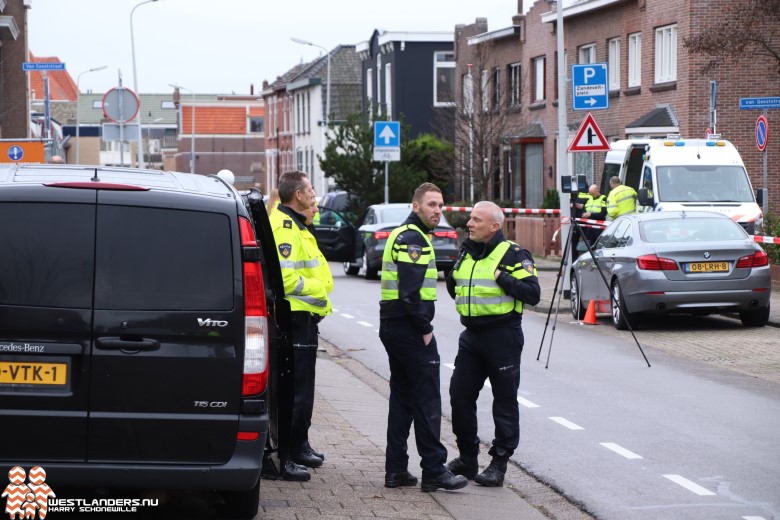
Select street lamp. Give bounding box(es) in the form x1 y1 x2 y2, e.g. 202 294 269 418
75 65 107 164
291 37 330 195
131 0 159 168
169 83 196 173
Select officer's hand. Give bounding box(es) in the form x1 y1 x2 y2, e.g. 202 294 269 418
423 332 433 346
494 269 502 280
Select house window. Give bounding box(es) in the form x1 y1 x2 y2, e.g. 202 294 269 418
462 71 474 115
655 24 677 83
161 101 176 110
366 68 373 119
434 51 455 106
385 63 392 118
249 116 264 134
508 63 521 107
492 67 501 109
306 91 310 132
376 54 383 116
628 32 641 87
532 56 546 102
481 69 489 112
578 44 596 64
608 38 621 91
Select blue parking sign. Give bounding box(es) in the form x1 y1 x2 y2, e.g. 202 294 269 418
572 63 609 111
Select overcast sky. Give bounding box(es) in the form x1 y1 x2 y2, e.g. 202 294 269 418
28 0 534 96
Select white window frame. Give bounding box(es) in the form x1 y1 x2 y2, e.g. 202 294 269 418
385 62 392 118
655 24 677 84
508 63 521 106
608 38 621 91
578 44 596 64
366 68 373 119
434 51 456 107
628 32 642 88
462 71 473 115
492 67 501 109
376 54 383 116
480 69 489 112
533 56 545 102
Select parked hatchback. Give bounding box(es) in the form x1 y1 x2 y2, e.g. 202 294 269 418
0 164 292 518
570 211 771 329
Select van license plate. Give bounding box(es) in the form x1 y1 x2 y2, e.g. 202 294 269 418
685 262 729 273
0 362 68 386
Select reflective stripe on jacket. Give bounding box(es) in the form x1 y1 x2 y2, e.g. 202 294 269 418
380 223 437 302
584 194 606 214
453 241 527 317
270 206 332 316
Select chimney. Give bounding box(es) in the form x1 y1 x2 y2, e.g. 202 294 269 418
518 0 524 14
250 83 254 96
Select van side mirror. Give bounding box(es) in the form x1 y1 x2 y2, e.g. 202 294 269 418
756 189 767 206
638 187 652 207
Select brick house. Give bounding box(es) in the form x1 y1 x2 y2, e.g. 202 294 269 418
0 0 26 139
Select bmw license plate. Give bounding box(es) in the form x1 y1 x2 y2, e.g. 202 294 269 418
685 261 729 273
0 361 68 386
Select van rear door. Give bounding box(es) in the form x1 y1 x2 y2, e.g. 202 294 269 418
88 192 243 464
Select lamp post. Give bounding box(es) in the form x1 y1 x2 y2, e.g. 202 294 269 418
75 65 107 164
131 0 159 168
291 37 330 195
169 83 195 173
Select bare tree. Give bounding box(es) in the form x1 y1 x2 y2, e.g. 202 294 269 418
683 0 780 76
437 41 524 202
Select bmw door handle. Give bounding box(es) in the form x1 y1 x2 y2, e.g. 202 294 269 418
96 337 160 351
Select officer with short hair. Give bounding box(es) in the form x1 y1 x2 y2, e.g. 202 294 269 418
606 175 638 219
270 171 332 481
379 182 468 493
446 201 540 487
581 184 607 246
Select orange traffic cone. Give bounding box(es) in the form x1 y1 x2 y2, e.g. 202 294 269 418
582 299 599 325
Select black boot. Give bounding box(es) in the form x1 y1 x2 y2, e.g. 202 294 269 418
474 447 509 487
385 470 418 488
420 469 468 492
281 459 311 482
446 455 479 480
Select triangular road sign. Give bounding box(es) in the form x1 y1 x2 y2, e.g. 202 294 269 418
568 112 611 152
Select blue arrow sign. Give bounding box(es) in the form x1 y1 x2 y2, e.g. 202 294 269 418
374 121 400 147
740 97 780 110
7 145 24 161
572 63 608 111
23 62 66 71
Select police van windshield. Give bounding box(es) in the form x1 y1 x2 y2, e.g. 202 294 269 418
656 165 754 203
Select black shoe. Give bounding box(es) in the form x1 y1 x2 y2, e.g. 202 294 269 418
306 445 325 461
281 459 311 482
420 469 468 492
474 459 506 487
446 455 479 480
384 470 418 488
293 449 323 468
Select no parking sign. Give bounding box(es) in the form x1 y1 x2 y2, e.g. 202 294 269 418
756 115 768 152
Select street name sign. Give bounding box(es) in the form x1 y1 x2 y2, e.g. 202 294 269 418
373 121 400 162
568 112 610 152
740 97 780 110
572 63 608 111
23 62 65 71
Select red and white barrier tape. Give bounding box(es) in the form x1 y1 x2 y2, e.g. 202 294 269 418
752 235 780 245
561 217 608 228
443 206 560 215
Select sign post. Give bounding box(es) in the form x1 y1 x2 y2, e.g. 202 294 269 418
373 121 401 204
102 87 140 167
740 97 778 217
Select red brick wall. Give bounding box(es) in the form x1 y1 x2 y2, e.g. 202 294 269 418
1 0 29 138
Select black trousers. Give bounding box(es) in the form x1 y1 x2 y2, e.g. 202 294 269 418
289 311 319 458
379 318 447 480
449 325 524 458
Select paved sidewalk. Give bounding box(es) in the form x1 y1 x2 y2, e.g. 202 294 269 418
259 343 588 520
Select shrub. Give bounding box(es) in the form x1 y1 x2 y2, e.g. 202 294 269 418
760 208 780 265
542 189 560 209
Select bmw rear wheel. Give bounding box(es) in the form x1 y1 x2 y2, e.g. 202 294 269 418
611 279 638 330
570 272 585 320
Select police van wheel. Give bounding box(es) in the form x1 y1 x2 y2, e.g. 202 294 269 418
220 478 260 519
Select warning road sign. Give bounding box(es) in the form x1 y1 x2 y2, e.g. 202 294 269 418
568 113 610 152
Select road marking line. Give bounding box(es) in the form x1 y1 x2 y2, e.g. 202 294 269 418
357 321 373 327
517 397 539 408
600 442 643 459
341 313 354 319
662 475 716 496
443 363 455 370
549 417 584 430
742 516 767 520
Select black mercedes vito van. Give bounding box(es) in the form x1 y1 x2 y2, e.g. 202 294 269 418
0 164 292 518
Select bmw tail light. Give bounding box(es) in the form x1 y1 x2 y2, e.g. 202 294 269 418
374 230 392 240
433 230 458 240
240 217 269 396
637 254 678 271
737 250 769 268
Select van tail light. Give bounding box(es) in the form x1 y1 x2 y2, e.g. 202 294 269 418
433 230 458 240
374 230 392 240
239 217 269 396
637 254 678 271
736 250 769 268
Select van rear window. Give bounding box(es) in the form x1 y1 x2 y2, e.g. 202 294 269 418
0 203 95 308
95 206 234 311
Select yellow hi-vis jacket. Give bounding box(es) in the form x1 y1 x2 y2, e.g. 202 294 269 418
270 205 332 316
380 223 438 302
606 184 638 219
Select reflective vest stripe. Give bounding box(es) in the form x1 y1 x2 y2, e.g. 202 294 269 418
453 241 523 317
289 294 329 308
279 258 321 269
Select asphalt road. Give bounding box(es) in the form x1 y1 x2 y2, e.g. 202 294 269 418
319 262 780 520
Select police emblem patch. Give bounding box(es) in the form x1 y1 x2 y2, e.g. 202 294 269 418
283 220 292 229
522 259 535 273
407 244 422 262
279 243 292 258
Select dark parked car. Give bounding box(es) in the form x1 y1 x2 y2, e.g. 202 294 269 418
570 211 772 329
0 164 293 519
335 203 459 280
